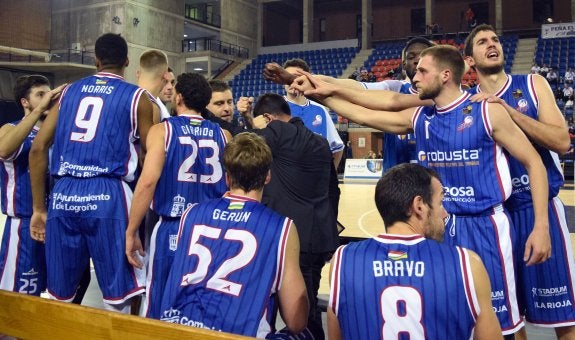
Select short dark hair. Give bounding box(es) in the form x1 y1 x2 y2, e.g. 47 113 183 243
95 33 128 68
13 75 50 110
420 45 465 85
375 163 440 226
402 37 435 61
464 24 496 57
175 73 212 112
224 132 272 192
208 79 231 93
253 93 291 117
283 58 310 73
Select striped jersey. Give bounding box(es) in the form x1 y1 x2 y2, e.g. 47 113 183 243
382 82 418 172
50 72 145 182
151 114 228 217
413 92 512 214
0 124 38 217
160 194 292 338
471 74 564 210
285 97 344 154
329 234 479 340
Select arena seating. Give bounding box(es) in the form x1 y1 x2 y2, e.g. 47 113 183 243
229 47 358 100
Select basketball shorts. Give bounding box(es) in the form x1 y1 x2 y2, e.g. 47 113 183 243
143 217 180 319
45 176 145 304
444 206 523 335
510 197 575 327
0 216 46 295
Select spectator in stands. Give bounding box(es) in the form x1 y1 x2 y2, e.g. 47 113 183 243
565 95 574 110
539 63 549 77
564 67 574 84
531 62 540 74
465 5 476 29
546 67 559 85
562 82 574 101
367 71 376 82
357 67 369 82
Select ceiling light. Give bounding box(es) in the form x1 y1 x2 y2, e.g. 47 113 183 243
194 67 203 71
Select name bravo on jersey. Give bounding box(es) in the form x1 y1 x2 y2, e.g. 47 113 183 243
373 260 425 277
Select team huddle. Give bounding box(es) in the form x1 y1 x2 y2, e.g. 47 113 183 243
0 25 574 340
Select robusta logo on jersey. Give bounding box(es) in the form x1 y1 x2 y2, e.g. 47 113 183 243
417 148 480 167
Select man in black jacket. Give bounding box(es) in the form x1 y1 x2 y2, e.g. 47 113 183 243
252 93 338 340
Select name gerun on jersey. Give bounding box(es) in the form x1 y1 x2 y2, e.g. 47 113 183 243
81 84 114 94
373 260 425 277
180 125 214 137
212 209 251 223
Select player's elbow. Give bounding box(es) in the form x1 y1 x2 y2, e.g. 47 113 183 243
555 137 572 156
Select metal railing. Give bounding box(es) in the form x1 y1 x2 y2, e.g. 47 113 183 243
182 38 249 59
0 48 95 65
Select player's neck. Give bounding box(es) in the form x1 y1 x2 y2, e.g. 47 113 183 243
177 108 200 117
476 71 506 94
98 66 124 77
434 85 465 108
286 93 306 105
228 188 262 202
138 77 162 97
387 221 423 236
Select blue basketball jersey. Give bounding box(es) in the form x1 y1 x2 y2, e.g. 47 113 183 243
472 74 564 210
413 92 512 214
51 72 145 182
330 234 479 340
0 124 37 217
382 83 417 172
151 114 228 217
160 194 292 338
286 98 344 153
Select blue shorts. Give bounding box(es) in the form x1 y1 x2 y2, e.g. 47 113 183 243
510 197 575 327
0 216 46 295
444 206 523 335
143 216 180 319
46 177 145 304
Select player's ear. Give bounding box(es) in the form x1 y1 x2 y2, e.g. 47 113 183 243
125 57 130 68
264 170 271 185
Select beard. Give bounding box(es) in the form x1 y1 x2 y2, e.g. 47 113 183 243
477 61 504 75
418 81 441 100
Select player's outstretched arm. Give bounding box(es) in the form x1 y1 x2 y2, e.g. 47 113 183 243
469 251 503 340
278 222 308 334
0 84 65 158
293 70 432 111
29 102 60 243
490 102 550 266
125 123 166 269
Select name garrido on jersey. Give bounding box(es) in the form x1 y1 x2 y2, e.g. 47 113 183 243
81 85 114 94
373 260 425 277
180 125 215 137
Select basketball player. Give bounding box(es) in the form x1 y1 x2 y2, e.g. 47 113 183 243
329 163 502 340
126 72 231 319
159 132 308 338
0 75 60 295
465 24 575 339
29 33 154 313
136 49 170 123
293 45 550 336
159 67 175 106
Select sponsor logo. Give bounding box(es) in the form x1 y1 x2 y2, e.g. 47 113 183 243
443 186 476 203
532 286 568 297
418 149 480 162
457 116 474 131
462 105 473 114
493 305 508 313
534 300 573 309
491 290 505 301
312 114 322 126
512 89 523 99
160 308 220 330
516 98 529 113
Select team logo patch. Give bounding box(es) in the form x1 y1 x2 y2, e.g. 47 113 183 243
516 98 529 113
512 89 523 99
169 234 178 251
170 194 186 216
388 251 408 260
312 114 322 126
462 105 473 114
228 201 245 210
457 115 474 131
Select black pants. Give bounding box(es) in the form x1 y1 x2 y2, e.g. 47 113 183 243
300 252 332 340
